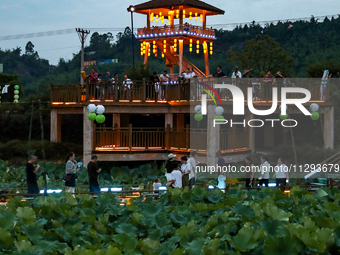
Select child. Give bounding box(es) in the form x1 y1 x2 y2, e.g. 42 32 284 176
153 177 162 193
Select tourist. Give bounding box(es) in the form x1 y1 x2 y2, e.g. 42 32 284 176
122 75 133 100
180 156 191 188
242 69 253 78
263 71 274 84
188 151 197 189
189 67 196 78
150 72 161 100
275 71 284 87
183 68 192 82
96 74 103 100
210 66 227 78
165 153 176 181
231 66 242 79
273 158 289 189
65 152 80 194
87 68 98 84
153 177 162 193
243 156 255 188
87 155 102 195
166 162 182 188
258 156 270 187
160 70 170 100
111 73 118 100
26 155 40 195
105 72 113 99
252 78 261 101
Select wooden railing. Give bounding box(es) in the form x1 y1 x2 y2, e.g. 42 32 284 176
50 78 329 104
137 24 216 39
94 125 249 151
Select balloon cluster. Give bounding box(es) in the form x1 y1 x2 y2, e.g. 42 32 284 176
14 85 20 103
87 104 106 123
194 105 225 124
310 103 319 120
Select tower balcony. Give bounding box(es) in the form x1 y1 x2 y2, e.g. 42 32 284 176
137 24 216 41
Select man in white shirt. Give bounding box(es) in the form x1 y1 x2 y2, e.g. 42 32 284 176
183 68 192 81
188 151 197 189
122 75 133 100
189 67 196 78
166 162 182 188
259 156 270 187
231 66 242 79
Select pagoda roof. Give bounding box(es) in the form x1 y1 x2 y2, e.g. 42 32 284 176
132 0 225 16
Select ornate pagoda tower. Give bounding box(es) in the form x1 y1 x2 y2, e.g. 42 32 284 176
129 0 224 76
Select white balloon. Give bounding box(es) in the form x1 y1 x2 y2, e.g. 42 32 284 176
194 105 202 114
310 103 319 112
87 104 96 113
215 106 224 115
279 105 288 111
96 105 105 114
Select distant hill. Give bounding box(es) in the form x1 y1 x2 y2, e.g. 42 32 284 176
1 15 340 94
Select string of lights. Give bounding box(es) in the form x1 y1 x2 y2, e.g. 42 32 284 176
0 13 338 41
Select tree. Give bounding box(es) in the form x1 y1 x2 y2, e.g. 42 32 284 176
25 41 39 59
228 35 294 77
306 59 340 78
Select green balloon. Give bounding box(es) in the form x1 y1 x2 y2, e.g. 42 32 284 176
14 95 19 100
215 115 224 123
14 100 19 103
14 90 19 95
14 85 20 90
96 114 106 124
88 113 96 121
194 113 203 122
280 114 288 120
311 112 319 120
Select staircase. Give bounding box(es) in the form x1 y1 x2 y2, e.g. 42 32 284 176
155 41 205 77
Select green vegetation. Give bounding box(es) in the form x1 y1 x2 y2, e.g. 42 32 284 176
1 187 340 254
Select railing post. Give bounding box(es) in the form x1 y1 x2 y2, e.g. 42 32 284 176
149 181 153 192
114 81 118 101
85 81 89 102
252 178 257 188
78 83 81 103
186 124 190 150
129 124 132 150
165 124 170 149
330 178 333 189
142 78 146 102
202 180 207 189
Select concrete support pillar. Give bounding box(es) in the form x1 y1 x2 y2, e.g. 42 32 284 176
324 106 334 149
83 106 93 166
179 40 183 74
207 104 220 167
165 113 173 128
50 108 61 142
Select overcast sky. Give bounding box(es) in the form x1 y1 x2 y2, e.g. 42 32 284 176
1 0 339 66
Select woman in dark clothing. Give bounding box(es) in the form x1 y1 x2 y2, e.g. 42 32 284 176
243 156 255 188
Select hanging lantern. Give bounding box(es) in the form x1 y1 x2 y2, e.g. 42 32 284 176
189 12 192 20
148 47 150 57
203 42 207 54
162 19 164 24
156 14 159 23
183 10 186 19
162 53 164 58
195 13 198 21
176 10 179 19
88 113 96 121
200 14 203 23
210 42 213 55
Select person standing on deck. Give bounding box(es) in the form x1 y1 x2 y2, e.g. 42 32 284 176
26 155 40 195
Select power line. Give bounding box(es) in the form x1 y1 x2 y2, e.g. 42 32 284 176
0 13 339 41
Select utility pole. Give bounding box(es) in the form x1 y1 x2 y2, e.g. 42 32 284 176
76 28 90 85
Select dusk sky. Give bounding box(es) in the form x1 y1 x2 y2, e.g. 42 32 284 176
1 0 339 65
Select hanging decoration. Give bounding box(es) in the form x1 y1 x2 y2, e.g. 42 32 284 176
189 39 193 52
210 42 213 55
311 112 319 121
200 14 203 23
183 10 186 19
140 42 144 56
280 114 288 120
195 13 198 21
13 85 20 103
156 14 159 23
194 105 203 126
176 10 179 19
163 40 166 53
196 40 199 54
189 12 192 20
174 39 177 53
203 41 207 54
